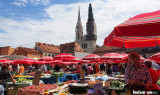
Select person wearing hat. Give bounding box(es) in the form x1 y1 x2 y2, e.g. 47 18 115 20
144 60 160 91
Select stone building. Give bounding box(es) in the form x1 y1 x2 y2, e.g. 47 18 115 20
75 3 97 54
60 42 89 59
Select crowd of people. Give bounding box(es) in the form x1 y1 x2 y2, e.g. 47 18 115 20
0 52 159 93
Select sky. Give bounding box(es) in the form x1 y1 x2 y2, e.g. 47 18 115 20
0 0 160 48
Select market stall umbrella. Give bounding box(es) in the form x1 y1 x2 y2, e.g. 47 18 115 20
39 56 53 61
122 54 145 63
101 53 125 61
13 58 35 65
104 10 160 48
0 59 13 64
82 54 100 60
53 53 75 61
82 54 101 63
67 57 80 62
148 52 160 61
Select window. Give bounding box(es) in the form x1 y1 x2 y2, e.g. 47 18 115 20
48 54 51 56
37 54 39 57
33 54 35 57
45 54 47 56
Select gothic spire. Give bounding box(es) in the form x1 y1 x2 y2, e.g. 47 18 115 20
88 3 94 21
77 7 82 26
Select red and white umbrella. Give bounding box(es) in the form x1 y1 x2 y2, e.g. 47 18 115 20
148 52 160 62
39 56 53 61
53 53 75 61
82 54 100 60
0 59 13 64
122 54 145 63
101 53 125 60
104 10 160 48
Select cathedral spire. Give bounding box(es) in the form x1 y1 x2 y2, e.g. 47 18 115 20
88 3 94 21
75 7 83 42
77 7 82 26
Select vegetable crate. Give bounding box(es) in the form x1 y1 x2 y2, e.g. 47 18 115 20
7 87 18 95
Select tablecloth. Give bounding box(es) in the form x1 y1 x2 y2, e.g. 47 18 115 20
17 74 78 84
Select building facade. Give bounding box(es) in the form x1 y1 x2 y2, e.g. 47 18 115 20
0 46 15 55
60 42 89 59
12 47 42 59
35 42 60 57
75 3 97 54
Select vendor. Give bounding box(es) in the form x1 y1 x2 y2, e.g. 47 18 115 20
0 65 15 87
125 52 152 90
144 60 160 91
19 64 24 76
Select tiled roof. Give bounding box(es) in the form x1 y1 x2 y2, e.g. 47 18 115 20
93 45 124 53
60 42 85 53
19 47 39 53
35 42 60 53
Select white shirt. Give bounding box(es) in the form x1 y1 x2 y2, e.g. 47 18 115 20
0 85 4 95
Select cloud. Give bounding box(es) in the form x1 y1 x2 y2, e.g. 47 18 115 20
12 1 26 7
12 0 50 7
1 0 160 48
30 0 50 6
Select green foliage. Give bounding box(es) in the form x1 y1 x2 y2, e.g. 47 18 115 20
16 78 32 83
51 72 63 78
157 80 160 86
110 80 125 88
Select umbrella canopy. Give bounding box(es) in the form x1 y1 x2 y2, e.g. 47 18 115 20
148 52 160 60
122 54 145 63
39 56 53 61
0 59 13 64
104 10 160 48
83 54 100 60
53 53 75 61
101 53 125 60
148 52 160 63
13 58 35 65
82 54 101 63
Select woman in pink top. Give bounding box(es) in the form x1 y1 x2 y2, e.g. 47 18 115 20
87 64 93 75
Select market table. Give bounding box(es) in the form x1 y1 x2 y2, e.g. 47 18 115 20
15 74 78 84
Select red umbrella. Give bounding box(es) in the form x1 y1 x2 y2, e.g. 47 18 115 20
83 54 100 60
122 54 145 63
104 10 160 48
53 53 75 61
0 59 13 64
148 52 160 61
101 53 125 60
39 56 53 61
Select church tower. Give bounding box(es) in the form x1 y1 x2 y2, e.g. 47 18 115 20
75 7 83 42
86 3 97 40
75 3 97 54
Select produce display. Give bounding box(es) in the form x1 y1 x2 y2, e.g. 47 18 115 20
110 80 125 88
13 75 32 78
18 83 58 94
16 77 32 83
51 72 63 78
157 80 160 86
41 74 51 78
